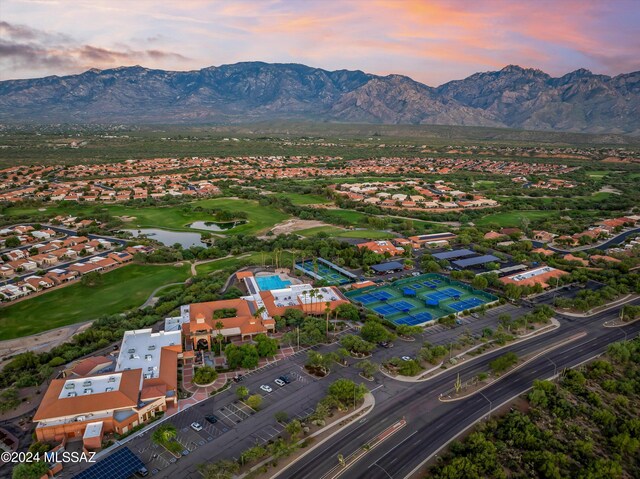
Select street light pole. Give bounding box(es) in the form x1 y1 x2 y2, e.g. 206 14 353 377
546 356 558 379
479 392 492 419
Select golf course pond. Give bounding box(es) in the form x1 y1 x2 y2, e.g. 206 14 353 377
123 228 208 248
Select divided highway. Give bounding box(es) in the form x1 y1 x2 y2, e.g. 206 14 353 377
277 301 640 479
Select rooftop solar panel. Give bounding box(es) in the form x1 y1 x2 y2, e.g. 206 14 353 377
73 447 144 479
432 249 475 260
452 254 500 268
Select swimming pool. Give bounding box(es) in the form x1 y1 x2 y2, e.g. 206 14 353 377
256 275 292 291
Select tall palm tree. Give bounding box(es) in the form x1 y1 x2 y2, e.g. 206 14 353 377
215 321 224 355
309 289 317 315
325 301 331 338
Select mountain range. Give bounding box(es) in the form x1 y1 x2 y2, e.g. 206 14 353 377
1 62 639 134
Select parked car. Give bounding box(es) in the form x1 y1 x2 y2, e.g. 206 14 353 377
181 449 190 456
204 415 218 424
260 384 273 393
401 356 412 361
190 422 203 432
378 341 393 348
136 467 149 477
232 374 244 383
274 378 285 387
279 375 291 384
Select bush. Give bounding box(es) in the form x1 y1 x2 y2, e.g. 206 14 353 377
245 394 263 410
193 366 218 385
489 352 518 374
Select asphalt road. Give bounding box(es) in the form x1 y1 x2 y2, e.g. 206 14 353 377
278 300 640 479
67 300 638 479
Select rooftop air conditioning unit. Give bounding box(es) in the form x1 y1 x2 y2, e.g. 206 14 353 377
108 377 116 383
83 388 93 394
148 345 156 351
82 380 92 387
105 387 114 392
65 383 76 389
67 392 77 397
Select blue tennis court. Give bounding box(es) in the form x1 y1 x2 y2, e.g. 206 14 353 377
345 273 498 327
448 297 487 312
373 300 416 316
425 288 462 302
371 291 393 301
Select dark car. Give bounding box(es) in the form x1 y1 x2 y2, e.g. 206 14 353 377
378 342 393 348
232 374 244 383
137 467 149 477
278 375 291 384
205 415 218 424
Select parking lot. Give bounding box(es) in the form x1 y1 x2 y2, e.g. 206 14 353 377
132 368 315 475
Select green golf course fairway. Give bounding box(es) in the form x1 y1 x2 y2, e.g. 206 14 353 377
0 263 190 340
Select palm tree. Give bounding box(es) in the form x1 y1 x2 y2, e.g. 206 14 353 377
215 321 224 355
152 424 177 445
309 289 317 315
325 301 331 338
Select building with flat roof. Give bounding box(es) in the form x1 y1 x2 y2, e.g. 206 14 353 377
33 329 181 446
432 249 475 261
499 266 568 289
408 232 457 246
371 261 404 274
452 254 501 269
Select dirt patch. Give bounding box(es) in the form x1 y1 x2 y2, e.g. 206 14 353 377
117 215 137 222
0 322 93 369
267 219 334 236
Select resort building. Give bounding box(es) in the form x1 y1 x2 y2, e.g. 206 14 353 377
174 271 349 353
357 240 404 256
33 329 181 446
499 266 568 289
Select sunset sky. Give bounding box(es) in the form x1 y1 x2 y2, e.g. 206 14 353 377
1 0 639 84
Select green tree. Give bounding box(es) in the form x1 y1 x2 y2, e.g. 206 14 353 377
236 386 249 400
285 419 303 439
360 321 392 343
245 394 263 410
357 359 378 379
4 236 20 248
197 460 240 479
255 334 278 357
328 378 368 408
489 352 518 374
274 411 289 423
12 461 49 479
193 366 218 385
335 303 360 322
472 275 488 290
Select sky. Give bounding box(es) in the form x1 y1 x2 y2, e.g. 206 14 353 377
1 0 639 85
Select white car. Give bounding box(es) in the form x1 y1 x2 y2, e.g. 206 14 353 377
401 356 412 362
260 384 273 393
190 422 203 432
274 378 285 387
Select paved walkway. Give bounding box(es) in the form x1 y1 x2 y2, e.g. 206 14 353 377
177 346 298 411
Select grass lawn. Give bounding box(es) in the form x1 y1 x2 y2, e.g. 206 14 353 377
296 225 395 239
274 192 332 205
474 180 497 187
0 263 191 340
321 208 370 225
476 210 557 227
196 250 296 276
583 170 613 178
4 198 289 235
191 198 289 235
